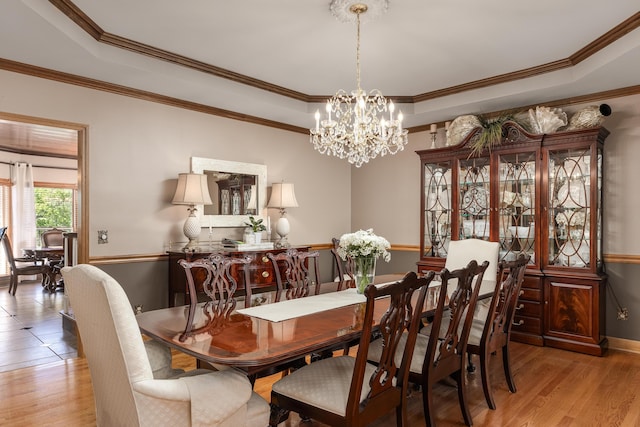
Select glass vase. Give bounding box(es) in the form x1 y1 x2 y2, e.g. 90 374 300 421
354 255 376 294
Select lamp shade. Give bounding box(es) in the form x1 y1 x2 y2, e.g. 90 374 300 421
172 173 213 205
267 182 299 209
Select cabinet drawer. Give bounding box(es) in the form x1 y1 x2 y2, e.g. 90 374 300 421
521 275 542 290
519 287 541 302
512 315 542 335
514 300 541 317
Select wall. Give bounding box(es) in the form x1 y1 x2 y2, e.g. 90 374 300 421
2 69 639 343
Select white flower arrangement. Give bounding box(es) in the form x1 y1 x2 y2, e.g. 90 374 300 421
337 229 391 262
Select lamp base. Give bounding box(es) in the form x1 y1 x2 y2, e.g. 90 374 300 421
182 208 201 249
274 216 291 249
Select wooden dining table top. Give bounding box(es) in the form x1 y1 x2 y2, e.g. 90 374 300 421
137 273 441 375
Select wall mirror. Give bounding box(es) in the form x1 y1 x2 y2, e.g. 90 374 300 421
191 157 267 228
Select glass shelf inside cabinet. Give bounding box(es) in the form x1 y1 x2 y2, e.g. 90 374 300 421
424 163 451 257
548 149 592 267
459 158 490 240
498 153 536 263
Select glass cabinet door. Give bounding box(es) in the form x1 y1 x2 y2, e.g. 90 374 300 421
548 148 594 267
423 162 451 257
498 152 536 264
458 157 490 241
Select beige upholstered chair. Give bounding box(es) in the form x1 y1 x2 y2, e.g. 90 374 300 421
62 264 269 427
444 238 500 298
466 254 529 409
269 271 435 427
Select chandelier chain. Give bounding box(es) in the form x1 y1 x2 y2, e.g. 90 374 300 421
356 10 361 92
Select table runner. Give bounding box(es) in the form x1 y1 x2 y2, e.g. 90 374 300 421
237 288 368 322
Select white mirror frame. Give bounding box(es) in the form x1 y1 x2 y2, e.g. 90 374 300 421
191 157 267 228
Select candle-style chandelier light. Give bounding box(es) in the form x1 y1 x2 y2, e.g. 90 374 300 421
310 1 408 168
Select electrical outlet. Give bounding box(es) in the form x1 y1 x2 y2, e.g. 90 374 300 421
617 307 629 321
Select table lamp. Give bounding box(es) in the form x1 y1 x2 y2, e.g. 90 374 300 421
172 173 213 249
267 181 299 248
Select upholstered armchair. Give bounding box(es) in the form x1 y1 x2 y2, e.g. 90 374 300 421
62 264 269 427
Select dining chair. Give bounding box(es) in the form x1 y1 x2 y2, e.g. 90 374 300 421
466 253 529 409
0 227 51 296
40 228 66 292
420 260 487 426
443 238 500 299
62 263 270 427
267 248 321 300
369 260 488 426
42 227 64 248
330 237 356 291
178 253 252 342
269 270 435 427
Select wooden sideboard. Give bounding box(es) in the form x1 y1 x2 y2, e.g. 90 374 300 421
167 246 310 307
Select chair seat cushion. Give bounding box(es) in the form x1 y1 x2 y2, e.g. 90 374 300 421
272 355 377 416
367 332 429 375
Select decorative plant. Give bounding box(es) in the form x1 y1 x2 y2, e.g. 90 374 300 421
244 216 266 232
469 113 516 157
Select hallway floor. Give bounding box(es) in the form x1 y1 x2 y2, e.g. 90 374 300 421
0 280 77 372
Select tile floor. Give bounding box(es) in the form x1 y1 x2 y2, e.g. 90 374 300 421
0 280 77 372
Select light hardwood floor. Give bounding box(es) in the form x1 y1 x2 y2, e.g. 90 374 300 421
1 340 640 426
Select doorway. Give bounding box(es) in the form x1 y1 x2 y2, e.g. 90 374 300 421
0 112 87 266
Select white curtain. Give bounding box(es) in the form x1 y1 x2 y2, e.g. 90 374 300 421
11 163 37 257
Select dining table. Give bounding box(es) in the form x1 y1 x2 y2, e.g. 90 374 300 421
22 246 64 291
137 273 442 377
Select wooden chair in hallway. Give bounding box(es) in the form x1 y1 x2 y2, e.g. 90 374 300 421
0 227 50 296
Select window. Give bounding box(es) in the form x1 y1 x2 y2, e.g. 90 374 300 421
35 184 76 246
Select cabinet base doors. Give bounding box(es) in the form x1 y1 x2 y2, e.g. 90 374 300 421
544 277 608 356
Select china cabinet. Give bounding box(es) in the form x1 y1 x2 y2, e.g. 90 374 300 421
417 122 607 355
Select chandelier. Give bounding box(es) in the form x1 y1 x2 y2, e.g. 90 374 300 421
310 1 408 168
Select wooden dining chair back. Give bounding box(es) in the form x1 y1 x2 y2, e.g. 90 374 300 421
1 227 50 296
267 248 320 300
417 260 488 427
466 253 529 409
330 237 355 291
42 228 64 248
269 270 435 427
178 253 251 342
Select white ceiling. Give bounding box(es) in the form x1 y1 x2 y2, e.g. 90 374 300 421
1 0 639 131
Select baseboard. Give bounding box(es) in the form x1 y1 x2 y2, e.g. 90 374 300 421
607 336 640 354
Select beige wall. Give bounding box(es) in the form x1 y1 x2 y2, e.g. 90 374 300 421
0 70 352 256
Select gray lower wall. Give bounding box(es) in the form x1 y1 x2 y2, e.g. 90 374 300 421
605 262 640 341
